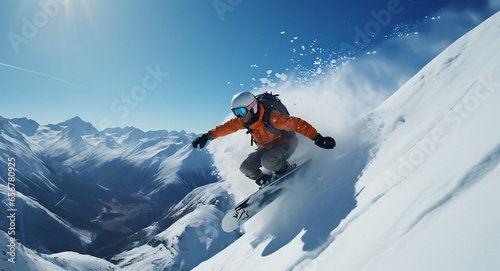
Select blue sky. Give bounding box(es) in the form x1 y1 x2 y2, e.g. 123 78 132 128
0 0 498 133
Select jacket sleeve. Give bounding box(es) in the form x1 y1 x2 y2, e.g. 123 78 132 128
208 118 246 140
270 111 318 140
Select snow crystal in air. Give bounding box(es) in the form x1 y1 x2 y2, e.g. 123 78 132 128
275 73 287 81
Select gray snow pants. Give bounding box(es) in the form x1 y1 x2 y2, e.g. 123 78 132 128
239 143 295 180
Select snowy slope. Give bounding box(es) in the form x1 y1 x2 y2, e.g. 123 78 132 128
0 231 120 271
111 183 239 271
195 11 500 271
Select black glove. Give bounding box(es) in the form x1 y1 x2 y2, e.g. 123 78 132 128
313 133 336 149
192 133 209 149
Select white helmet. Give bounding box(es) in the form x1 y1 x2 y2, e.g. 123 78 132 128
231 92 258 117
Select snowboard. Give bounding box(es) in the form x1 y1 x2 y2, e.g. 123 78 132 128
221 160 309 232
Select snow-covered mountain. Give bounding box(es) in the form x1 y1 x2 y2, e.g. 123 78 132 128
0 115 225 269
1 11 499 271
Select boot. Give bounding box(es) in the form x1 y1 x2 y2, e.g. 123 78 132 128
255 174 273 188
274 162 296 180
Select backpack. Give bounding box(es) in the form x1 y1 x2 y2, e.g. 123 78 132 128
245 92 296 145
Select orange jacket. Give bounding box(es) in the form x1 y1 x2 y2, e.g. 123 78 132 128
208 104 318 149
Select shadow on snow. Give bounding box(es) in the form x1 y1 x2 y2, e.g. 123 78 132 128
249 138 373 256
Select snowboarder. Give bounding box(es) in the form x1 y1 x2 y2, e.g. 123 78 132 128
192 91 336 187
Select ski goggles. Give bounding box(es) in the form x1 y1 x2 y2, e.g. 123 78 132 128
231 99 257 117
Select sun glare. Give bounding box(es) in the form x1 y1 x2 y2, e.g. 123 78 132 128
39 0 96 27
62 0 87 25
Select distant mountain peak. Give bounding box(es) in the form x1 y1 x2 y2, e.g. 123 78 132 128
48 116 100 136
9 117 40 136
58 116 90 126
